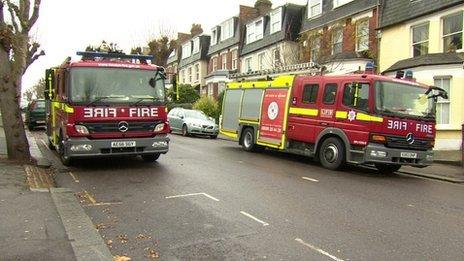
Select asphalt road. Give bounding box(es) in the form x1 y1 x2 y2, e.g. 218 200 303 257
35 131 464 260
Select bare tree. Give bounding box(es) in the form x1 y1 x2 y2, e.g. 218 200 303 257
0 0 44 162
23 77 44 103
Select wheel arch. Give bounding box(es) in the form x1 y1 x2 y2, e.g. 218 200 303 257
238 124 258 145
315 128 351 161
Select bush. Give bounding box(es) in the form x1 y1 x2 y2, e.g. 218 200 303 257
167 84 200 104
193 96 219 120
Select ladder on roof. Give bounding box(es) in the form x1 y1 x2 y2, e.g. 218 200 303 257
229 62 324 81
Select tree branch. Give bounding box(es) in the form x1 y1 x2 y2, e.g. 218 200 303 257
5 1 20 32
26 41 44 68
27 0 40 32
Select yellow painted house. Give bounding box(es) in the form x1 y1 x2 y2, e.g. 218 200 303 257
378 0 463 151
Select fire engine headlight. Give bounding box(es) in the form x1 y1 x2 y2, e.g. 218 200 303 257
154 123 165 132
370 150 387 157
75 125 89 135
70 144 92 152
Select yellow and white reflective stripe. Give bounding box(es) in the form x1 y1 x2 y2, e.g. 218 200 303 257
335 111 383 122
335 111 348 119
239 119 259 125
289 107 318 116
227 75 295 89
356 112 383 122
220 130 238 139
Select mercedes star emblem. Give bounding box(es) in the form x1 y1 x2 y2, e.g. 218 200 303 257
118 121 129 132
406 133 414 144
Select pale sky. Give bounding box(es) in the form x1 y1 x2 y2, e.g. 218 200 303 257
23 0 307 95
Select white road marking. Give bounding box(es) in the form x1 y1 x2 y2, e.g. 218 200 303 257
295 238 344 261
240 211 269 226
68 172 79 183
165 192 220 202
302 177 319 182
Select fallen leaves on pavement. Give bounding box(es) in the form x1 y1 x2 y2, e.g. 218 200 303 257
113 255 131 261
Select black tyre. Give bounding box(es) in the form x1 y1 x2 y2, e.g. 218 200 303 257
375 163 401 174
210 135 218 139
58 133 71 166
241 128 260 152
319 137 345 170
182 124 189 137
141 153 160 162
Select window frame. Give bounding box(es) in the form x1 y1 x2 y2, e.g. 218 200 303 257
246 18 264 44
331 27 343 55
333 0 354 9
181 42 192 59
411 22 429 57
355 19 369 52
212 56 218 71
310 35 320 62
192 38 200 54
195 64 200 81
211 28 218 46
188 67 192 83
221 19 234 41
302 84 319 104
307 0 322 19
245 57 252 72
434 76 451 126
231 49 238 70
222 54 227 69
323 83 338 105
342 82 370 112
442 11 463 52
273 48 281 67
270 7 282 34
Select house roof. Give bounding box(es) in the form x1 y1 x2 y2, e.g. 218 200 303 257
301 0 377 33
207 17 240 56
178 35 211 68
383 53 464 73
378 0 463 29
166 50 178 65
241 4 304 56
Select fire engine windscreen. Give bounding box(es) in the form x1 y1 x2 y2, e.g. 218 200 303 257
70 68 165 104
374 81 434 118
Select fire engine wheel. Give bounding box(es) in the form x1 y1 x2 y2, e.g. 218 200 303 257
375 163 401 174
27 123 35 131
241 128 261 152
319 137 345 170
141 153 160 162
182 124 189 137
58 133 71 166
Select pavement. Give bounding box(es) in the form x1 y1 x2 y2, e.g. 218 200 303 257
0 119 112 260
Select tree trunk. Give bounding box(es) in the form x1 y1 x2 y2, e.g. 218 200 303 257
0 41 32 162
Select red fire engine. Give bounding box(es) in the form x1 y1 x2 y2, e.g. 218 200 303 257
44 51 170 166
220 63 448 173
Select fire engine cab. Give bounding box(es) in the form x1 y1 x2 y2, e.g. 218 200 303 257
220 63 448 173
44 51 170 166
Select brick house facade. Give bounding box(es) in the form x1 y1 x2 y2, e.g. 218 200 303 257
300 0 379 74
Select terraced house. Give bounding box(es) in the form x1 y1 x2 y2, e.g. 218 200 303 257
300 0 379 74
205 16 240 99
178 35 211 93
240 3 305 73
378 0 463 151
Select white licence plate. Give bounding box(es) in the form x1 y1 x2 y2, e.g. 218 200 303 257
401 152 417 159
111 141 136 148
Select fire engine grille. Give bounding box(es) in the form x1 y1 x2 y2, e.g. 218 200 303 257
81 121 160 133
385 136 432 151
202 125 214 129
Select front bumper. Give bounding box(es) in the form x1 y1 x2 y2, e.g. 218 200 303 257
363 143 433 167
64 134 169 158
188 126 219 136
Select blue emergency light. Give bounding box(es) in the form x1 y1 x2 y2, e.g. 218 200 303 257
76 51 153 61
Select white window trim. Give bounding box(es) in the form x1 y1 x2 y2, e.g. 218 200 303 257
192 38 200 54
441 11 463 53
195 64 200 81
222 54 227 70
231 49 238 70
355 19 369 52
410 22 429 57
246 17 264 44
270 7 282 34
245 57 252 72
211 28 218 46
220 18 234 41
307 0 322 19
331 27 343 55
257 52 266 70
182 43 191 59
333 0 354 9
435 77 452 128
